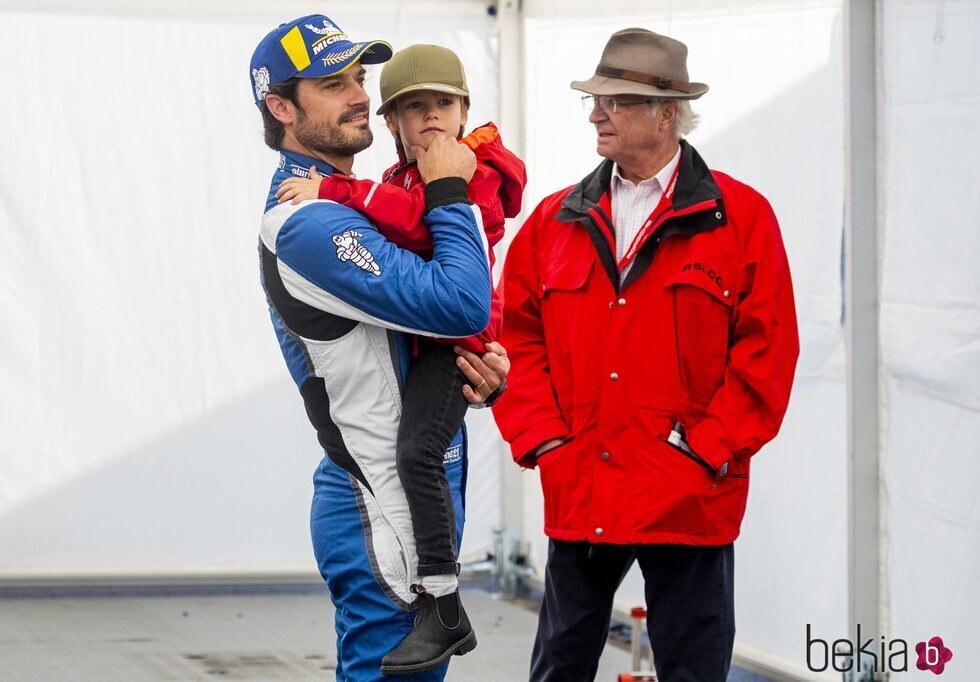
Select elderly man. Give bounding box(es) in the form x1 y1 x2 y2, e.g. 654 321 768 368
492 28 799 681
250 15 508 680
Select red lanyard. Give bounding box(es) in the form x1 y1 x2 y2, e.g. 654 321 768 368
617 160 680 271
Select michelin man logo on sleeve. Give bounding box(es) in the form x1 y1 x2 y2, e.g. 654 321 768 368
253 66 271 102
333 230 381 276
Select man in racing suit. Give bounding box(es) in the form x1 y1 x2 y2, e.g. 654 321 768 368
250 15 507 681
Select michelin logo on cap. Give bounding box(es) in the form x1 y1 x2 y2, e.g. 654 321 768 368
305 18 340 35
312 34 349 55
306 17 349 56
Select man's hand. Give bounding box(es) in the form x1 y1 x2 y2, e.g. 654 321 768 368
455 341 509 404
414 136 476 184
276 166 323 204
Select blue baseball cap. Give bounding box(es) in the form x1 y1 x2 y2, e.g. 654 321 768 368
249 14 393 107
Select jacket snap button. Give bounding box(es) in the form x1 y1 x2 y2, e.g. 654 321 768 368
595 528 604 536
601 452 610 461
715 211 722 219
617 298 626 306
723 290 731 298
608 301 614 309
609 372 619 381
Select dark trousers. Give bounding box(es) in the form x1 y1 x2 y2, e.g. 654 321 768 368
396 338 469 577
531 539 735 682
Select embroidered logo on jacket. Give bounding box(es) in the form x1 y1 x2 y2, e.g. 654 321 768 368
333 230 381 276
683 262 724 288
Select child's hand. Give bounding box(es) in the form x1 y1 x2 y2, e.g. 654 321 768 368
276 166 323 204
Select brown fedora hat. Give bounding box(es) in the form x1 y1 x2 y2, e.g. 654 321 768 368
571 28 708 100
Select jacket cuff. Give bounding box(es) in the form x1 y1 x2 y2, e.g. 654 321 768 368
509 418 571 469
318 175 351 201
424 177 469 212
686 420 733 477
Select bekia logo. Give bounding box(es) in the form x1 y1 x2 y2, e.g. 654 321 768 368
916 636 953 675
807 625 953 676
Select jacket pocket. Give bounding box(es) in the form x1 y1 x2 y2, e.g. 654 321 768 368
539 258 596 394
541 258 594 295
662 423 717 478
665 268 735 406
664 262 734 306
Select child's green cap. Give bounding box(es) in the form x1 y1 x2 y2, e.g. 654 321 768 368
376 44 470 116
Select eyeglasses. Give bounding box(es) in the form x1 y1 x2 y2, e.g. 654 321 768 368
581 95 658 113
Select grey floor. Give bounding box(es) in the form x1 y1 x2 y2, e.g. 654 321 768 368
0 587 770 681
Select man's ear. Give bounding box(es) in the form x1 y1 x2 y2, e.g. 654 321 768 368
660 101 679 132
265 93 295 126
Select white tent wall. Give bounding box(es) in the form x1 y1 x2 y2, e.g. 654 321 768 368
0 0 501 580
1 0 978 679
518 1 847 678
881 1 980 680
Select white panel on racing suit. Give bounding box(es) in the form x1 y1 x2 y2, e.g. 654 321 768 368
302 325 419 604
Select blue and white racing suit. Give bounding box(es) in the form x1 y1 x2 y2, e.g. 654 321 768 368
258 150 492 681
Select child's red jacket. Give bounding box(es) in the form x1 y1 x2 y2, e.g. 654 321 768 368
317 122 527 353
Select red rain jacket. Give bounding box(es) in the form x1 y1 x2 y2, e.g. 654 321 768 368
492 141 799 545
317 122 527 353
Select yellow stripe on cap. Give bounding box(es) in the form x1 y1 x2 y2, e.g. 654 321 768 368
280 26 311 71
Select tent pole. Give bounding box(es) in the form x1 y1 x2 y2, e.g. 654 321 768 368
494 0 529 599
844 1 883 679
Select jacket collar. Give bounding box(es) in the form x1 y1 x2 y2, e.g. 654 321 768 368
556 139 721 223
554 140 725 293
265 149 338 212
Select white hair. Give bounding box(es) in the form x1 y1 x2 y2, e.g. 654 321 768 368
648 99 700 138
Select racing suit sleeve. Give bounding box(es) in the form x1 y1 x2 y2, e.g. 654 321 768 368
490 202 571 468
685 195 800 474
267 177 492 338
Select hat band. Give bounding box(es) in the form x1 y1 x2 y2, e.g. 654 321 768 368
596 66 690 93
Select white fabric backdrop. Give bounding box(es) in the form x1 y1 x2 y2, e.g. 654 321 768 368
0 1 501 576
2 0 978 679
881 2 980 680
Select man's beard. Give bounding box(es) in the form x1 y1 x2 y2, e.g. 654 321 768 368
294 104 373 157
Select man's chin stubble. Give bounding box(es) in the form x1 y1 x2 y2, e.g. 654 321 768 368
297 126 373 158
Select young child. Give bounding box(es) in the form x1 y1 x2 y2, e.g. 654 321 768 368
277 44 526 675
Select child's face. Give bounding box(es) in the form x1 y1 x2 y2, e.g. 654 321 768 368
387 91 467 160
